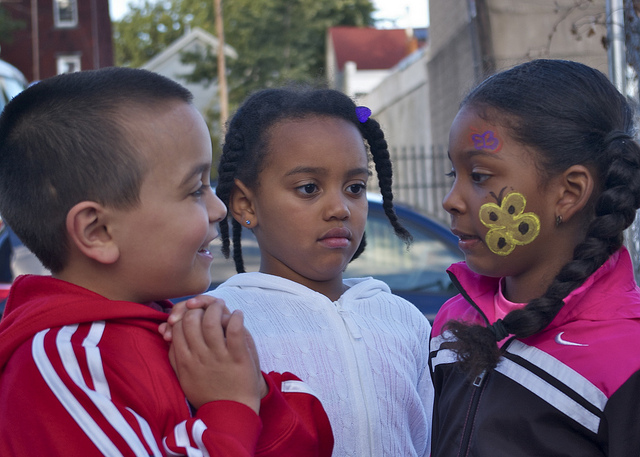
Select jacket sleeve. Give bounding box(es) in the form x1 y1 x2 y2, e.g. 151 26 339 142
0 325 265 457
255 371 334 457
163 401 263 456
602 369 640 457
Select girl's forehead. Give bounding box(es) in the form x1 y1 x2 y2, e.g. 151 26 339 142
450 107 511 155
269 114 348 131
261 115 368 169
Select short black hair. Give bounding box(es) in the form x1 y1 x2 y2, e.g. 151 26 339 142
0 67 193 273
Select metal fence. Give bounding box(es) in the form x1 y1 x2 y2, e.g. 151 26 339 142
389 144 451 223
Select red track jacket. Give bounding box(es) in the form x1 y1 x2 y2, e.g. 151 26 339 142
0 275 333 456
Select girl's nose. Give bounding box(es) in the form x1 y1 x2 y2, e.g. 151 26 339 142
324 192 351 220
442 184 465 215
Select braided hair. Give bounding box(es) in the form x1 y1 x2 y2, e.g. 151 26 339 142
444 59 640 378
216 85 412 273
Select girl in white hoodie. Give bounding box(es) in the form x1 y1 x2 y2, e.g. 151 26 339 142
166 86 434 457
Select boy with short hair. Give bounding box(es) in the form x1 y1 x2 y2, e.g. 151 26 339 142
0 67 333 457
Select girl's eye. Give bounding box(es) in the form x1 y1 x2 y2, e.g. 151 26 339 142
297 183 318 195
470 172 490 184
347 183 366 195
445 170 456 178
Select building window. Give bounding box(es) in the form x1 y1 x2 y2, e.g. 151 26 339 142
54 0 78 28
56 55 81 74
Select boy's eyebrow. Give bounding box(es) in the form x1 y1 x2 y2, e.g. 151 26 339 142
180 162 212 186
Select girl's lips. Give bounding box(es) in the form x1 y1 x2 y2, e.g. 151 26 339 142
451 229 483 251
318 227 352 248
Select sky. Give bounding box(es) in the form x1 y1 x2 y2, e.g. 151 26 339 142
108 0 429 29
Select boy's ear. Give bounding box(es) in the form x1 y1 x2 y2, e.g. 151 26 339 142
229 179 257 227
66 201 120 264
555 164 594 223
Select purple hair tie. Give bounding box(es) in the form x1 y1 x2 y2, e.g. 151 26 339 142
355 106 371 123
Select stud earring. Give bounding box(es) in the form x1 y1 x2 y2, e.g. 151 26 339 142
555 215 563 227
245 220 251 226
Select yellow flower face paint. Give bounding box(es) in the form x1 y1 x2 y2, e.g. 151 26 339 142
479 191 540 256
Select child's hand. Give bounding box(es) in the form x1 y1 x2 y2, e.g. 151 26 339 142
159 295 229 342
168 301 267 414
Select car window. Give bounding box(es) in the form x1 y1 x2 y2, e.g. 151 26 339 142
343 209 461 294
0 71 27 111
2 76 25 100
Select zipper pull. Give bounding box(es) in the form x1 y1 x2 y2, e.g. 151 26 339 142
472 371 485 387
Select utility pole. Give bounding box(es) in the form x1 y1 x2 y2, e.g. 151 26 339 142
31 0 40 81
607 0 640 282
607 0 627 92
214 0 228 129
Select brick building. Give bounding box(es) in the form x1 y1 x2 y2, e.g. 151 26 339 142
0 0 113 82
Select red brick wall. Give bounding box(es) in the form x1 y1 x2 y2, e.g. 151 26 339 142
0 0 113 82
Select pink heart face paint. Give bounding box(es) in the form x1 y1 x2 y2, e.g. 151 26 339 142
479 188 540 256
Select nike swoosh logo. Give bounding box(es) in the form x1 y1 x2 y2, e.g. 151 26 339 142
555 331 588 347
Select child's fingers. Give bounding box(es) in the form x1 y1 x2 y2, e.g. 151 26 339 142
224 310 250 360
158 322 173 342
167 299 189 325
167 295 228 325
186 295 228 310
177 308 207 352
243 325 268 398
198 303 229 354
167 342 177 373
245 326 260 367
169 318 190 368
221 306 233 329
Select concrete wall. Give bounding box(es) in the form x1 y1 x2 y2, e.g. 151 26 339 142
352 0 609 224
427 0 479 162
488 0 608 73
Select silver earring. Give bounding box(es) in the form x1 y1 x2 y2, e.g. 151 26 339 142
245 220 251 226
555 215 563 227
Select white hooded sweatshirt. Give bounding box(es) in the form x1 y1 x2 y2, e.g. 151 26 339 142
207 273 433 457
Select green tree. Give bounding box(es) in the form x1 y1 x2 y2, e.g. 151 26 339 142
113 1 188 68
0 5 25 44
114 0 374 105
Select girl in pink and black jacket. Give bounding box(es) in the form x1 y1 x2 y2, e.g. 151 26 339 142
430 59 640 456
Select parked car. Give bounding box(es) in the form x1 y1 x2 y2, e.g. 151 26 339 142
0 58 28 111
0 196 463 320
208 194 463 320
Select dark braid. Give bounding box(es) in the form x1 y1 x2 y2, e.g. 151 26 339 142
359 117 413 243
231 218 245 273
444 59 640 378
216 128 245 260
216 85 411 273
